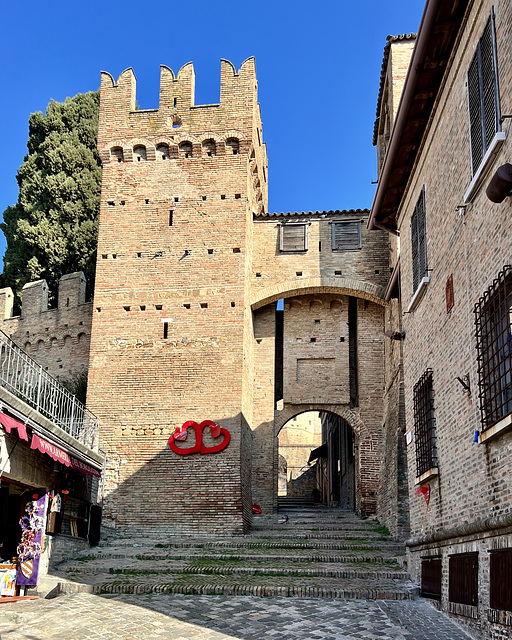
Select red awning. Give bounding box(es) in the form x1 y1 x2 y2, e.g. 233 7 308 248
30 434 101 477
0 411 29 441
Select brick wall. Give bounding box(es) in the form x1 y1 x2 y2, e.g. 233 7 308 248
383 0 512 636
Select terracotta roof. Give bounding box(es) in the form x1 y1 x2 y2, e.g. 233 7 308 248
254 209 369 220
373 34 417 146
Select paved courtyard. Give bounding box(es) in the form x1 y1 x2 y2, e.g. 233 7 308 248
0 593 473 640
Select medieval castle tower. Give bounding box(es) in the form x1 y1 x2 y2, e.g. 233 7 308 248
86 59 395 537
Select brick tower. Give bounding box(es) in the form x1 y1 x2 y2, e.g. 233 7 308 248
88 59 268 536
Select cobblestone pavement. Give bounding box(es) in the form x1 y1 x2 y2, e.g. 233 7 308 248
0 593 473 640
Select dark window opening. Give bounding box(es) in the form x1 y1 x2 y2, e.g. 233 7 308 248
221 194 226 200
275 305 284 404
310 337 316 343
421 557 442 600
163 322 168 339
169 211 173 226
140 305 146 311
155 305 163 310
226 138 239 155
296 272 302 277
183 304 191 309
335 270 342 276
174 197 179 203
133 145 147 161
231 302 236 307
235 193 241 199
200 303 208 309
233 247 241 253
208 249 214 255
123 306 130 312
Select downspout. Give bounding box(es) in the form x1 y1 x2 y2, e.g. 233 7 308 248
368 0 443 231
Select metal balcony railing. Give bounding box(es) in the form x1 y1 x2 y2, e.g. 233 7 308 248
0 330 99 450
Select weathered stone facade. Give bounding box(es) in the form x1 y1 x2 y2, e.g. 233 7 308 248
0 272 92 382
370 1 512 637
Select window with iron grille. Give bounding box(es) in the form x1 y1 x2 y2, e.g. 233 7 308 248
331 220 361 251
410 187 427 293
467 9 501 174
449 553 479 606
474 265 512 432
421 557 442 600
490 548 512 611
413 368 437 477
280 224 308 252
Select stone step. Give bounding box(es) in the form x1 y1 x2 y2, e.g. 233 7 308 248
49 507 416 602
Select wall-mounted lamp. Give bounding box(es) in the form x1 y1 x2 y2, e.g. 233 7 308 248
456 374 471 396
486 163 512 203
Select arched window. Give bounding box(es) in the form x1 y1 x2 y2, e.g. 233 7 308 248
179 142 193 158
156 143 170 160
202 139 216 157
226 138 239 155
133 145 147 162
111 147 124 163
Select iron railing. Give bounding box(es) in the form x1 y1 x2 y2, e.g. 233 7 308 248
0 330 99 449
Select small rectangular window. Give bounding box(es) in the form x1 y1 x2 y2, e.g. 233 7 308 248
449 553 478 606
332 220 362 251
280 224 308 252
163 322 168 339
421 557 442 600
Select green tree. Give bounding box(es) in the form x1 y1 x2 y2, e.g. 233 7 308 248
1 91 101 304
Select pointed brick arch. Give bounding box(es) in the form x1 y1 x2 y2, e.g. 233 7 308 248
251 277 387 310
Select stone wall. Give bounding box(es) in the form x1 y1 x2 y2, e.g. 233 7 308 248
0 272 92 383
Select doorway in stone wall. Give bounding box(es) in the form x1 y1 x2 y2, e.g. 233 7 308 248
277 412 323 501
277 410 355 510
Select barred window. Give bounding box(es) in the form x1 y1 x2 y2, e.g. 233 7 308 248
414 369 437 477
332 220 361 251
490 548 512 611
411 187 427 293
467 10 501 174
474 265 512 431
449 553 478 606
280 224 308 252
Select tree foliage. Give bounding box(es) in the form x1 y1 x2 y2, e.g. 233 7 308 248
1 91 101 304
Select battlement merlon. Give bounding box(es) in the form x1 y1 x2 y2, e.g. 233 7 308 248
97 58 261 148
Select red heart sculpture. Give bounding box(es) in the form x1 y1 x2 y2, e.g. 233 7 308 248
198 420 231 454
168 420 202 455
168 420 230 455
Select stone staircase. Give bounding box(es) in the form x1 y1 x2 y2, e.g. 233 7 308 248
49 506 418 600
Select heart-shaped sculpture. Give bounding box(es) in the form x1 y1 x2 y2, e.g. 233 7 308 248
168 420 230 455
198 420 231 454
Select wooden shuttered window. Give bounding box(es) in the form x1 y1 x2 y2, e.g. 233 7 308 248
332 220 362 251
490 548 512 611
468 10 501 174
449 553 479 606
411 187 427 293
280 224 308 252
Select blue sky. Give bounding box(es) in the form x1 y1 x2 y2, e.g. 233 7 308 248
1 0 424 260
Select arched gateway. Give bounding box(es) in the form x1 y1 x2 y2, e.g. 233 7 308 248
87 61 391 538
